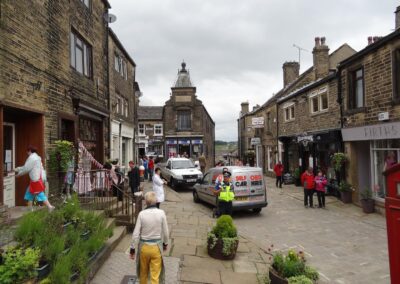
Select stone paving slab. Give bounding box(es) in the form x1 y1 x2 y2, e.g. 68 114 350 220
220 271 258 284
180 267 221 284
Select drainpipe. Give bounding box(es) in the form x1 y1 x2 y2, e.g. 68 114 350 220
337 66 344 153
106 22 111 160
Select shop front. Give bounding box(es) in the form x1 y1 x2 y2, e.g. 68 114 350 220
148 138 164 157
165 137 203 159
111 120 134 170
342 121 400 205
280 129 342 178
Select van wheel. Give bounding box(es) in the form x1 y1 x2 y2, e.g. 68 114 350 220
252 208 262 214
193 191 200 203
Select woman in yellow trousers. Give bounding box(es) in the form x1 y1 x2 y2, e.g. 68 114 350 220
130 191 169 283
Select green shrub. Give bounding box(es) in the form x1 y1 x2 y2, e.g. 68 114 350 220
0 247 40 283
49 255 71 283
282 259 305 278
14 210 47 246
211 215 237 238
271 250 318 281
48 140 75 173
288 275 313 284
304 266 319 281
61 195 81 221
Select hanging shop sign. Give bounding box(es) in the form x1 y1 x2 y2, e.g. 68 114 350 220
252 117 264 128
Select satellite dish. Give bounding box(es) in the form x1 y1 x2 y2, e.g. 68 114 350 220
104 13 117 23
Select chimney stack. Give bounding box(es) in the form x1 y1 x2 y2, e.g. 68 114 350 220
313 36 330 80
282 62 300 88
396 6 400 30
241 102 249 115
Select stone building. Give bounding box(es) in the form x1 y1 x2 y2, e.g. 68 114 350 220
108 28 137 171
278 38 355 176
164 62 215 167
138 106 164 158
339 8 400 211
0 0 112 206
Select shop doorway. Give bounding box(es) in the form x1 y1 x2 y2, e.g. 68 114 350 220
179 144 190 157
2 107 44 206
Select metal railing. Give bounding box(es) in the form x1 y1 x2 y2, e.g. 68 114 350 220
70 169 142 230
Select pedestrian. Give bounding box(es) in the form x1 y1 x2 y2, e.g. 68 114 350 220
199 153 206 174
301 167 315 208
152 167 167 208
128 161 140 194
130 191 169 284
15 145 55 212
148 156 154 181
111 159 124 202
314 170 328 208
274 161 284 189
143 156 149 180
214 171 235 216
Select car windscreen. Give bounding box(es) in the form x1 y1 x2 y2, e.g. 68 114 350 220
172 160 195 169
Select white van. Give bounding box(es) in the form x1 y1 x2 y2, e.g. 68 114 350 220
193 166 268 213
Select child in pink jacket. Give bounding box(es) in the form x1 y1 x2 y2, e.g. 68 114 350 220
314 170 328 208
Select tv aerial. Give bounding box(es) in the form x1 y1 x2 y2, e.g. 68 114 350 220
293 44 309 65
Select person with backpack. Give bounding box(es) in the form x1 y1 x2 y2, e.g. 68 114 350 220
15 145 55 212
301 167 315 208
314 170 328 208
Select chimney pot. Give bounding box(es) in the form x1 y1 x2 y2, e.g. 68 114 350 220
321 37 326 46
373 36 379 43
395 6 400 30
368 36 373 45
315 37 320 47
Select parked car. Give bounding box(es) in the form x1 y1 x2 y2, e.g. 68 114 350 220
160 158 203 188
193 166 268 213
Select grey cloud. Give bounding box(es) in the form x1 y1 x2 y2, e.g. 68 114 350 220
110 0 398 140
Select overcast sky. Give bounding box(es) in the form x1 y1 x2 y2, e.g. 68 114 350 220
109 0 398 141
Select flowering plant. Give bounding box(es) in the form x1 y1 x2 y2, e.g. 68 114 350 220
331 152 347 172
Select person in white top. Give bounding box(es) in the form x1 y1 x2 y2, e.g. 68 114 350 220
152 167 167 208
130 191 169 284
15 145 55 211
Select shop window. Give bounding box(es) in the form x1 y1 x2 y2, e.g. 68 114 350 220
139 124 145 136
371 140 400 199
349 68 364 109
177 110 191 130
70 30 92 77
154 124 163 136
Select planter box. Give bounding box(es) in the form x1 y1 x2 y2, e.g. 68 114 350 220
207 238 238 260
269 268 288 284
70 270 80 281
361 199 375 214
36 260 50 279
340 191 352 203
81 230 91 240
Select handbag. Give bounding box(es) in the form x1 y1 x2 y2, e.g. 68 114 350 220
29 171 45 195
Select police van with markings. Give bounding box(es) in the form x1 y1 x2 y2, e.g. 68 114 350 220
193 166 268 213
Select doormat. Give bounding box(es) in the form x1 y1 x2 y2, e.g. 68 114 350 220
121 275 137 284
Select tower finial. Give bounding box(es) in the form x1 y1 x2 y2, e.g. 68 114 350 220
181 61 186 71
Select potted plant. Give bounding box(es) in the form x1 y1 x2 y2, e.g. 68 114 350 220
338 181 353 204
293 168 301 186
0 247 40 284
48 140 75 174
269 248 319 284
207 215 239 260
360 187 375 214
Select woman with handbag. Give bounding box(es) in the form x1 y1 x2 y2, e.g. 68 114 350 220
15 145 55 212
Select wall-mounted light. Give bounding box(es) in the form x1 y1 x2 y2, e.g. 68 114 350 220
30 81 42 92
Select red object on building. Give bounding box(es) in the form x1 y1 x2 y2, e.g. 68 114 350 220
384 163 400 284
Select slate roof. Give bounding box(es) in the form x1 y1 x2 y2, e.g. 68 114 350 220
138 106 163 120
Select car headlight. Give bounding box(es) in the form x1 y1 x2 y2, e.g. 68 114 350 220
174 175 183 180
